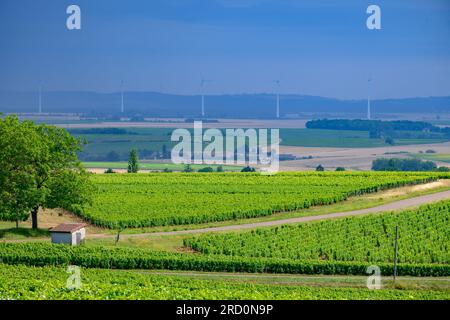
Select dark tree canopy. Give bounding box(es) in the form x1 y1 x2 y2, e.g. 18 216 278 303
0 115 93 229
127 149 139 173
316 165 325 172
372 158 437 172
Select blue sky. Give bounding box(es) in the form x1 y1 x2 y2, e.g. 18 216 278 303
0 0 449 99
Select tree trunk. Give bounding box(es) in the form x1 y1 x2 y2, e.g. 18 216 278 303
15 218 19 229
31 206 39 230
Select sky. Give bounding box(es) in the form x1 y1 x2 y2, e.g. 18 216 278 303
0 0 449 99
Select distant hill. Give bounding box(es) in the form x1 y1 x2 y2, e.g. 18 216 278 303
0 91 449 118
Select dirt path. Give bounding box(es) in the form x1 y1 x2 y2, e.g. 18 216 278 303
89 189 450 239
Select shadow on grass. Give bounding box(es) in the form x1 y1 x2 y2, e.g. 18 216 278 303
0 228 50 239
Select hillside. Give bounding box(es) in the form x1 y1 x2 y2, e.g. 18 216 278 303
1 91 450 117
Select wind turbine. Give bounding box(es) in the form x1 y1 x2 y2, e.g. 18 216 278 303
367 78 371 120
200 79 212 117
120 80 124 113
38 84 42 114
273 80 280 119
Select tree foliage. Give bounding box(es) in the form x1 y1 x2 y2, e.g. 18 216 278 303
0 115 92 228
372 158 437 172
127 149 139 173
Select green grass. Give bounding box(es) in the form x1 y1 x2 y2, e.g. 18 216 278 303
86 234 187 252
0 228 49 240
1 264 448 300
82 161 242 171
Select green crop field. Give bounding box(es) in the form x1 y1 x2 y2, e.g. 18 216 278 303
74 172 446 228
185 201 450 265
1 201 449 300
1 264 447 300
69 127 449 162
0 239 448 277
280 129 449 148
82 161 242 171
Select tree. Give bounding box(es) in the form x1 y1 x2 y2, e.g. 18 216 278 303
0 115 92 230
385 137 395 146
183 164 194 172
316 164 325 171
335 167 346 171
105 151 120 161
198 167 214 172
127 149 139 173
216 165 224 172
241 166 256 172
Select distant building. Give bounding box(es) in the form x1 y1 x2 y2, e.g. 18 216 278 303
50 223 86 246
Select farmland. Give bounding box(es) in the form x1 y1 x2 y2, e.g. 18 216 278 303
1 164 450 300
0 239 449 276
1 264 447 300
280 129 448 148
82 161 242 172
68 127 449 162
0 188 450 299
185 201 450 264
75 172 447 228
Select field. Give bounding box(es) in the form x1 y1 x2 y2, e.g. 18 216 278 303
280 129 448 148
1 264 448 300
68 127 449 162
1 170 450 300
75 172 446 228
185 201 450 264
82 162 242 172
279 141 450 171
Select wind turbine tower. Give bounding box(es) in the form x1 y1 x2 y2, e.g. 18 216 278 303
201 79 205 117
200 79 211 117
367 78 371 120
274 80 280 118
38 84 42 114
120 80 124 113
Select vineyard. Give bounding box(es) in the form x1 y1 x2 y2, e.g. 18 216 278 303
1 172 450 300
1 264 447 300
74 172 447 228
185 201 450 264
0 241 448 277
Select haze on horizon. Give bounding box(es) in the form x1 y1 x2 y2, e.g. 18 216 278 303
0 0 449 100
